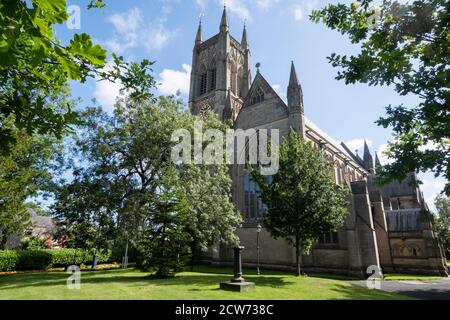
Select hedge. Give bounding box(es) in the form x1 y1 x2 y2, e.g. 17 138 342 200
0 250 53 271
0 249 113 272
47 249 111 268
0 251 18 272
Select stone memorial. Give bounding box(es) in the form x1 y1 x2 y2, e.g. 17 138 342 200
220 246 255 292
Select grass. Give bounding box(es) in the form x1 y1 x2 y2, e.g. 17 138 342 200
383 273 442 281
0 265 411 300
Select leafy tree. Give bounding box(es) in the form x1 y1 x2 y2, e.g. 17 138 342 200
53 174 117 250
54 96 241 276
21 236 47 250
0 123 59 248
251 129 348 276
311 0 450 194
434 195 450 259
179 163 241 272
136 169 191 277
0 0 154 154
25 202 51 217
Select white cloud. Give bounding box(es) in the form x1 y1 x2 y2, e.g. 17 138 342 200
93 62 126 113
256 0 280 10
306 0 319 13
104 7 178 55
143 25 178 51
157 64 192 96
293 4 303 21
345 138 372 155
292 0 319 22
94 79 123 113
108 7 142 34
195 0 208 8
418 172 446 212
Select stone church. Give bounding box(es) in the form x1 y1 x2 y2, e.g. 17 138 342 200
188 8 448 277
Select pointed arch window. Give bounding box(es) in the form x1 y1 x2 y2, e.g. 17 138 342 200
251 87 264 105
209 68 216 91
199 72 207 96
244 172 271 222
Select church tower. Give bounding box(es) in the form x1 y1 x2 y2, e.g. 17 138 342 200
287 61 305 137
188 7 251 122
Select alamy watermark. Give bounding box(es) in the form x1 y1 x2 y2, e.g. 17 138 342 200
367 6 382 31
366 265 382 290
66 5 81 30
171 121 280 175
66 265 81 290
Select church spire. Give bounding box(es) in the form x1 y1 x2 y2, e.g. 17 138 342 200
195 20 203 45
287 61 305 137
287 61 303 114
363 140 374 173
241 24 248 49
375 151 381 168
220 6 229 33
289 61 299 87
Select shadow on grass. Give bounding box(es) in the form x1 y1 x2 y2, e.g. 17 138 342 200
0 268 290 292
326 283 412 300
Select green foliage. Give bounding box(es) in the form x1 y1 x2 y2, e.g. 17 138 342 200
21 237 47 250
25 203 51 217
251 129 349 276
0 248 113 271
0 250 17 271
54 95 241 277
434 195 450 258
15 250 53 270
47 248 111 268
0 1 155 154
311 0 450 194
0 250 53 271
0 126 59 248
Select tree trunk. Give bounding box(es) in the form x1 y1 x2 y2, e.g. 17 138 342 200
0 230 9 250
295 237 301 276
190 239 196 272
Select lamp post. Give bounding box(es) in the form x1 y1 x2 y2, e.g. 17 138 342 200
256 223 262 275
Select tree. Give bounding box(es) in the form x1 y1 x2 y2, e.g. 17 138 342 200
52 173 117 250
311 0 450 194
179 164 241 271
54 95 241 276
0 123 59 248
0 0 154 154
251 129 349 276
434 195 450 259
135 168 191 277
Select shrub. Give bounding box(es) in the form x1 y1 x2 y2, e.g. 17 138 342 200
16 250 53 270
0 251 18 272
46 249 89 268
0 248 113 271
21 237 47 250
93 248 112 264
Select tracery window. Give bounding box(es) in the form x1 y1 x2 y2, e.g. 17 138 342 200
251 87 264 105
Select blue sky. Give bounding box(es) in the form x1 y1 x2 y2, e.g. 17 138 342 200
54 0 444 209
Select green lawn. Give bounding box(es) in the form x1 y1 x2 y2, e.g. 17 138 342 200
0 266 411 300
383 273 442 281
